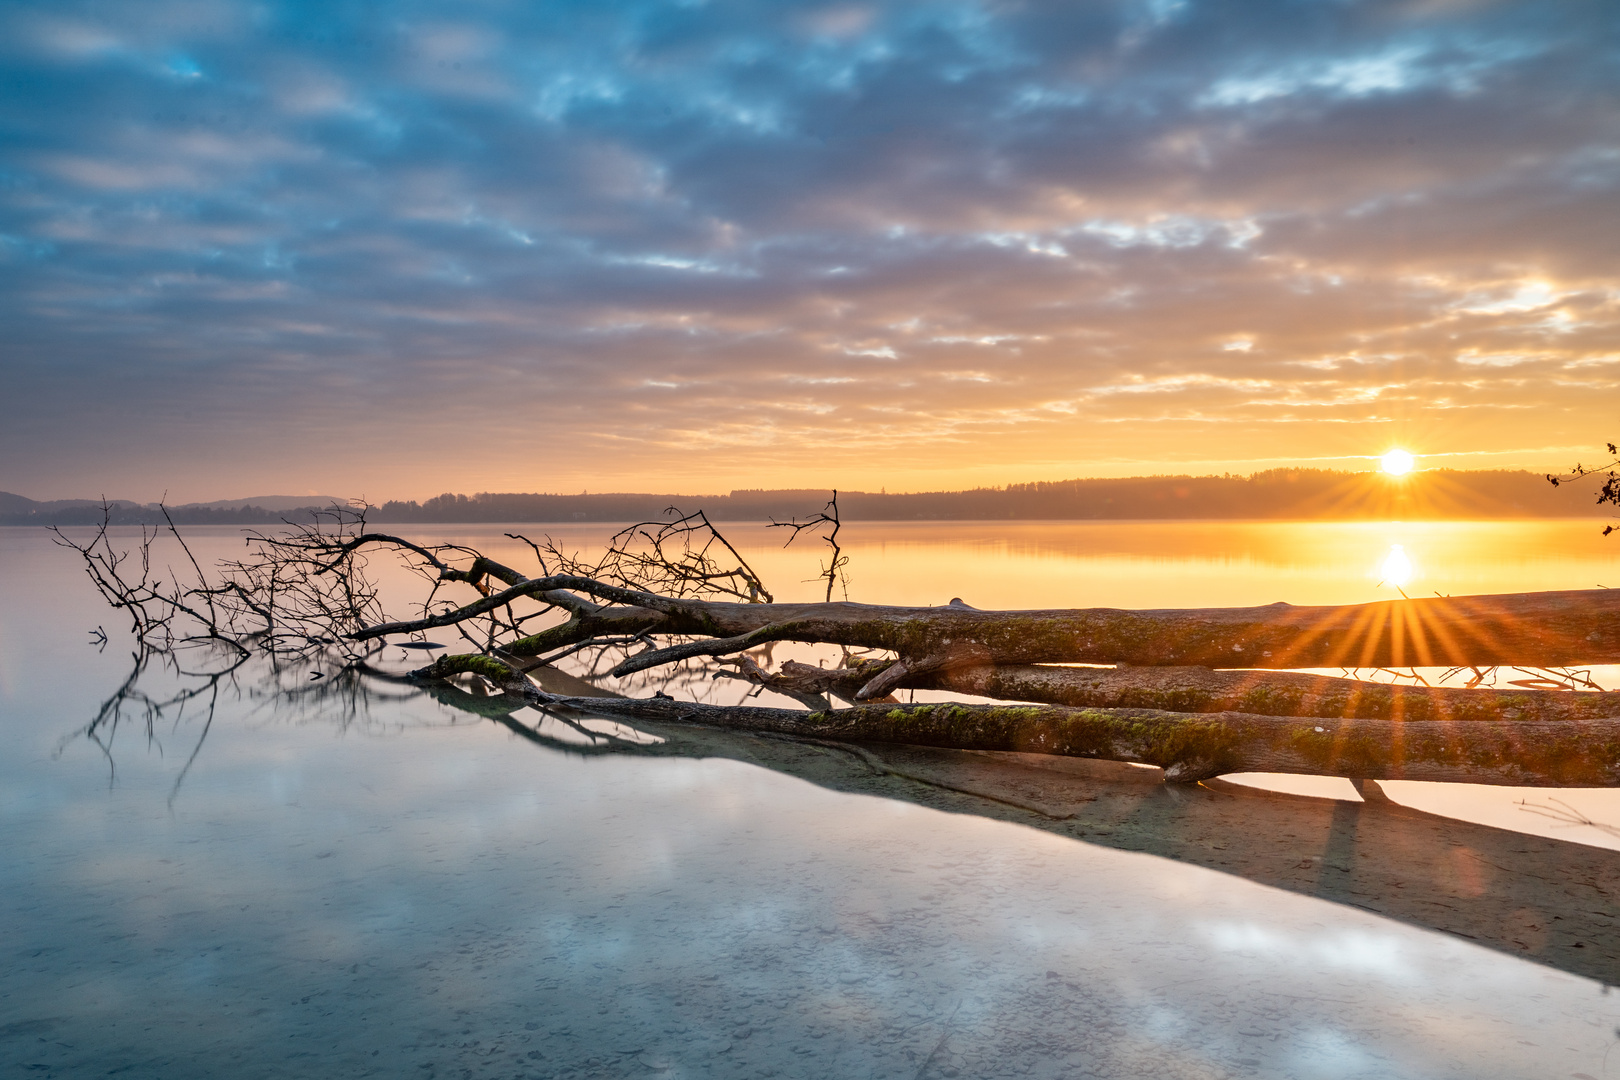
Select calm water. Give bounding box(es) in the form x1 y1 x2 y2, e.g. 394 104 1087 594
4 519 1620 1079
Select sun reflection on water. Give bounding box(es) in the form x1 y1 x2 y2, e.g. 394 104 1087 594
1378 543 1413 587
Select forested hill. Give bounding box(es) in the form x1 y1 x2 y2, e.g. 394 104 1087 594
4 470 1608 527
370 469 1599 524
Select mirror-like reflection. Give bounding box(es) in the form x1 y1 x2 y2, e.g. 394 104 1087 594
6 522 1620 1079
439 673 1620 991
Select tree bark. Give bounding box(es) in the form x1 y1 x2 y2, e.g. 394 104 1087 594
484 680 1620 787
411 653 1620 786
886 663 1620 724
378 586 1620 677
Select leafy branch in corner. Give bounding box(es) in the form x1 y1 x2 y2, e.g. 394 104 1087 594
1547 442 1620 535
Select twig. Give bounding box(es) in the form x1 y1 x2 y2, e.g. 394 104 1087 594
1516 797 1620 839
770 491 849 602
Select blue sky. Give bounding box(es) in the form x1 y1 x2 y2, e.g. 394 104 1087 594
2 0 1616 501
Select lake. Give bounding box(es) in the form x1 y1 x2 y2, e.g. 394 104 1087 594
3 518 1619 1079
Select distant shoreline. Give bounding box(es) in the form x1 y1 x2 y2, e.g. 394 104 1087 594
4 468 1611 527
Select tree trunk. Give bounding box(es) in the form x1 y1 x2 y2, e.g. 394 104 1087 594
496 684 1620 787
889 663 1620 724
408 586 1620 679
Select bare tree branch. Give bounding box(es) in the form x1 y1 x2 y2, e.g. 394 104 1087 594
59 498 1620 789
770 491 848 602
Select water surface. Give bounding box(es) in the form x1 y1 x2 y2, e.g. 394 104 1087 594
4 520 1619 1079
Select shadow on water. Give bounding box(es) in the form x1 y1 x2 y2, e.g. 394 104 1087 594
423 668 1620 991
80 649 1620 991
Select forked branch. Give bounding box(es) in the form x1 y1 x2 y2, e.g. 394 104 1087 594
771 491 847 602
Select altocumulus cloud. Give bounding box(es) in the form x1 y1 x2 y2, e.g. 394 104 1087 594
0 0 1616 500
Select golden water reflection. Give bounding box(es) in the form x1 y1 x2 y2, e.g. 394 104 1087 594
721 518 1619 609
1378 543 1413 588
425 518 1620 610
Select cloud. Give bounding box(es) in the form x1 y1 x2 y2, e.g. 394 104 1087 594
0 0 1615 499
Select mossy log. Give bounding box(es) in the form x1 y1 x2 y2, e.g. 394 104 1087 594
421 655 1620 786
368 584 1620 682
764 660 1620 724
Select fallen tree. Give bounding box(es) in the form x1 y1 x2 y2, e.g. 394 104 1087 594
736 658 1620 724
421 655 1620 786
361 579 1620 681
56 500 1620 787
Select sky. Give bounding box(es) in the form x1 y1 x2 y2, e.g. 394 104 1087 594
1 0 1616 503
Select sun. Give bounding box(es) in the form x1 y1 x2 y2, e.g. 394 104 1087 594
1380 448 1415 476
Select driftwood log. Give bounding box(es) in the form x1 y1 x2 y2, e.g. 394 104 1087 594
369 584 1620 690
57 505 1620 787
761 660 1620 724
413 657 1620 787
397 575 1620 786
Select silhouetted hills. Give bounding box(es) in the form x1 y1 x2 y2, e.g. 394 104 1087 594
0 494 348 526
5 470 1607 527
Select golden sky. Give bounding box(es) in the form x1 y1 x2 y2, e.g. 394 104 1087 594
1 0 1615 502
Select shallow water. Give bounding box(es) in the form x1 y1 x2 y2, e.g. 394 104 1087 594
4 520 1620 1079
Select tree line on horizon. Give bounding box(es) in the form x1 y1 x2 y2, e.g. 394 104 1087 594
5 468 1603 527
368 469 1596 524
